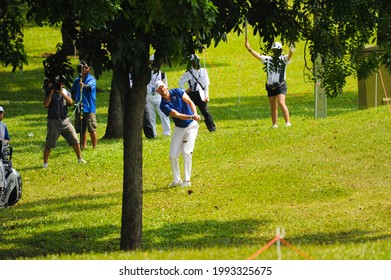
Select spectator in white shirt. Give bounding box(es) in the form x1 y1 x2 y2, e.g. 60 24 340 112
145 54 171 137
178 54 216 132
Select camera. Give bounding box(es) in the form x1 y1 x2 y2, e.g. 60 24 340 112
53 75 66 90
77 60 88 74
77 63 83 74
55 75 66 84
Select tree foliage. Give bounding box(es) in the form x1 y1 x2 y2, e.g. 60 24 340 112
303 0 381 96
42 43 74 88
227 0 391 97
0 0 27 71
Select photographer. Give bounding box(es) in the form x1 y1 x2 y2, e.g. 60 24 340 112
43 76 86 168
71 62 97 149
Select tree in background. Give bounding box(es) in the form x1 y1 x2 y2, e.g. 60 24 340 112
0 0 27 71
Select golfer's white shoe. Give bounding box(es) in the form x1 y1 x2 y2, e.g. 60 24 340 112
168 180 183 187
180 181 191 187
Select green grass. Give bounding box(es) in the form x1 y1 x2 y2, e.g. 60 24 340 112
0 25 390 260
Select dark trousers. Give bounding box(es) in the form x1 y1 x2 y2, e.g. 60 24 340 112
143 104 154 139
188 91 216 132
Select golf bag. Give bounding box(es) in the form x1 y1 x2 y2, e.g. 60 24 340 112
0 141 22 208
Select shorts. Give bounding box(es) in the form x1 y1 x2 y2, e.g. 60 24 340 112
45 118 79 149
75 112 98 133
266 81 287 97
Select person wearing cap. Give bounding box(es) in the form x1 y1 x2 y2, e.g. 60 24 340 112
43 79 86 168
0 106 10 143
155 80 201 188
145 54 171 138
71 62 98 149
245 40 294 128
178 54 216 132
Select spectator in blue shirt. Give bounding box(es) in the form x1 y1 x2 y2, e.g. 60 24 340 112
71 62 98 149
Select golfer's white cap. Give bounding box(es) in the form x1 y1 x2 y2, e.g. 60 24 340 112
0 106 4 112
154 80 166 92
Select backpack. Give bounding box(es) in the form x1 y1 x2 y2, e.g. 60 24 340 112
0 141 22 208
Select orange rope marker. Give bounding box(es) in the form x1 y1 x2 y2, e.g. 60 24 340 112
246 227 314 260
246 235 280 260
280 238 314 260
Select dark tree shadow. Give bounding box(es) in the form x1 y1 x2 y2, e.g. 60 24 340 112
1 191 388 259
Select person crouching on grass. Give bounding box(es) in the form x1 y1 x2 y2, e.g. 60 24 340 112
155 80 201 188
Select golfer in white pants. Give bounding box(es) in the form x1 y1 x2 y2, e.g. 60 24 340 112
155 80 200 188
146 67 171 137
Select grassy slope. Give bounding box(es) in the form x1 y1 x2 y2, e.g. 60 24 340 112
0 25 390 260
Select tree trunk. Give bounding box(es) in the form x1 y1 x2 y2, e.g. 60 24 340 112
120 65 147 250
61 15 77 56
104 70 126 138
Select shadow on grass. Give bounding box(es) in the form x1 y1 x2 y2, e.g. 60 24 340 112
0 192 267 259
142 219 266 251
0 220 265 259
0 193 120 259
0 205 264 259
0 225 119 260
286 231 391 246
1 191 389 259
